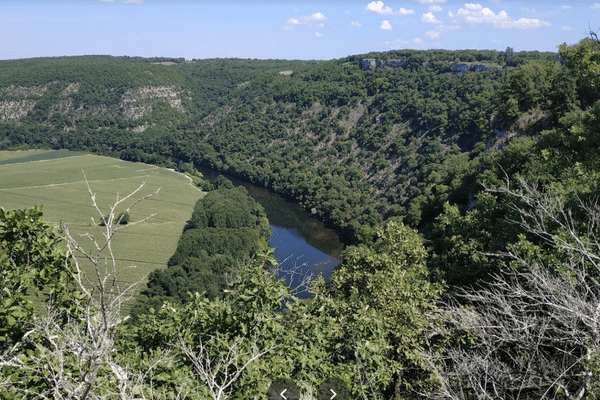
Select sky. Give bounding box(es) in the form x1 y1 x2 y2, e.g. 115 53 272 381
0 0 599 61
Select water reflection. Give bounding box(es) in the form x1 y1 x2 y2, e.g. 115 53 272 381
243 186 343 298
243 185 344 259
197 168 344 296
270 226 341 299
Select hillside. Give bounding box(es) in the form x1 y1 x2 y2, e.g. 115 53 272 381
0 50 555 240
5 38 600 399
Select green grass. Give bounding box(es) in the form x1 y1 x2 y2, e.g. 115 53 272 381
0 150 204 294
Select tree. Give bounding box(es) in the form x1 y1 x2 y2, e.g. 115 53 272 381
559 36 600 105
325 221 443 398
132 252 292 400
0 181 163 399
504 46 514 65
422 180 600 400
0 205 73 347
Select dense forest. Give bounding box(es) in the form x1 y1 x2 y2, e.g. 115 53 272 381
0 49 555 239
2 35 600 398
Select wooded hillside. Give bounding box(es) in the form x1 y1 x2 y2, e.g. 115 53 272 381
4 40 600 398
0 50 554 240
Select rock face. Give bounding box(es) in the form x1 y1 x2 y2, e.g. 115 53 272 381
360 59 406 70
360 59 500 73
450 63 470 73
0 85 48 121
360 59 375 70
121 85 185 119
449 63 495 73
0 83 185 127
0 100 37 121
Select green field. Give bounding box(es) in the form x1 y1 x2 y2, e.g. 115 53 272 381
0 149 204 292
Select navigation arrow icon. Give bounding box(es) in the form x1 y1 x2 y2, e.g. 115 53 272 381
317 378 349 400
267 378 300 400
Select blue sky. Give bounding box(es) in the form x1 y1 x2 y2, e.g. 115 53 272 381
0 0 598 60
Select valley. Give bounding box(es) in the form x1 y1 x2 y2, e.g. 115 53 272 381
2 39 600 398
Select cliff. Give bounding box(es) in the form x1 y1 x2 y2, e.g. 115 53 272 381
360 58 502 73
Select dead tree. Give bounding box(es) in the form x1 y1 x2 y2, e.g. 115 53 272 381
179 334 276 400
589 24 600 45
0 180 162 399
422 180 600 400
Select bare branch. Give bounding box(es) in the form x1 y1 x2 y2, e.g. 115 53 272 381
272 254 317 298
0 179 162 399
422 179 600 399
180 334 277 400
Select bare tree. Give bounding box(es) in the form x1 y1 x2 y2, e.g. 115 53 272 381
589 24 600 45
179 334 277 400
422 180 600 400
273 253 317 299
0 180 161 399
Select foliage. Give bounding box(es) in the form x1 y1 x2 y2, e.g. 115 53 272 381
0 182 163 399
324 220 443 398
4 40 600 398
128 251 294 400
0 206 74 347
423 181 600 400
131 186 271 317
559 38 600 105
494 61 574 121
0 50 550 238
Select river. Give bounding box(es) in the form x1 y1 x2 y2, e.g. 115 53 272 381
198 169 344 298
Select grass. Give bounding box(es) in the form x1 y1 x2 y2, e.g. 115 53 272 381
0 149 204 295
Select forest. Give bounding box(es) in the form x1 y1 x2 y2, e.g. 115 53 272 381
1 35 600 399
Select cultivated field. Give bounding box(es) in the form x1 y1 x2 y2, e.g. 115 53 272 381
0 149 204 292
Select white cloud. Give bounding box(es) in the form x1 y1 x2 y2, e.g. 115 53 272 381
422 12 441 23
284 12 327 29
452 3 550 29
385 36 425 47
521 7 535 13
351 21 362 27
366 1 414 15
309 13 326 21
506 17 550 29
561 25 574 31
315 32 322 36
380 20 393 30
561 5 572 10
429 5 442 12
415 0 447 3
366 1 394 14
425 24 460 39
593 3 600 9
384 38 407 47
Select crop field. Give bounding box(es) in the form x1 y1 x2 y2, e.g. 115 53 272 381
0 149 204 295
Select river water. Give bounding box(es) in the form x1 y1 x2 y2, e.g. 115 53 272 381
198 169 344 298
244 185 343 298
